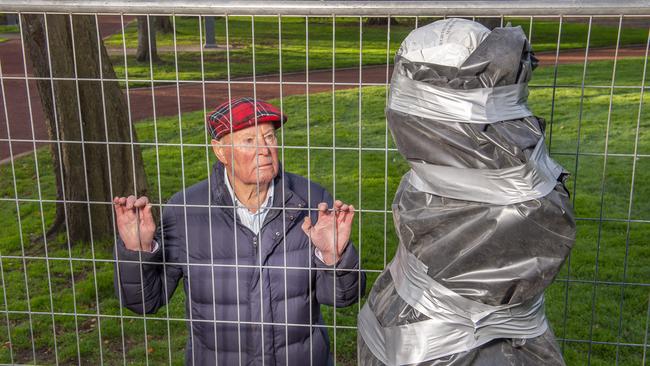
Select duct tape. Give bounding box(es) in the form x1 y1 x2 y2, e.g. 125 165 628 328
407 136 564 205
387 72 533 124
358 245 549 366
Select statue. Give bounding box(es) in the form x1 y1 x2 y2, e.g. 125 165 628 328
358 18 576 366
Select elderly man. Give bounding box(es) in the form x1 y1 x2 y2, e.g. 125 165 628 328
113 97 365 365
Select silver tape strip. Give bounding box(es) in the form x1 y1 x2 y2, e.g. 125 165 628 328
387 72 532 124
358 245 548 365
407 136 563 205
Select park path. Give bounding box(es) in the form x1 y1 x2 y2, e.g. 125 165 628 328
0 16 647 162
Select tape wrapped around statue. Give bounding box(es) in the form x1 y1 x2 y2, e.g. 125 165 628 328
357 18 576 366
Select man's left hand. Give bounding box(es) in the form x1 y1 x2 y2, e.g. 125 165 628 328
301 200 355 265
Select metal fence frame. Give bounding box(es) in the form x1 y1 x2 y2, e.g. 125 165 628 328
1 0 650 16
0 1 649 365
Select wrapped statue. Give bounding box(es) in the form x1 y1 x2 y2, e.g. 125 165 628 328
358 18 576 365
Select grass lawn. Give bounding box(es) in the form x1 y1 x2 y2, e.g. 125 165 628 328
1 57 649 365
103 16 650 87
0 24 18 43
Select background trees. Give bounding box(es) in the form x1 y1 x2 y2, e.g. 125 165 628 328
22 14 149 243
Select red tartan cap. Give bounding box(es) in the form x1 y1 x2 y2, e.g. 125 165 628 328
207 97 286 140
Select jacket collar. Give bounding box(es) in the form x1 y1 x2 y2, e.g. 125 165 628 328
210 161 308 265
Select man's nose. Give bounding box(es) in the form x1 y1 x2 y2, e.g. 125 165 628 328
256 137 271 155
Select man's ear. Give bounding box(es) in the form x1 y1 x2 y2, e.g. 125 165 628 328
211 138 228 165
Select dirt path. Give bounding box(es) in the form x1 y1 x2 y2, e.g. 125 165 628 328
1 28 647 162
0 15 135 163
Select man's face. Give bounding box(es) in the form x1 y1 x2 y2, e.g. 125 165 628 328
212 122 279 186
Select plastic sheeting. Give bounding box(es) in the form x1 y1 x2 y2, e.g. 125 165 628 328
399 18 490 68
358 18 576 366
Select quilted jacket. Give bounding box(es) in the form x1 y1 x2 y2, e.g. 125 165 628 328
114 162 366 365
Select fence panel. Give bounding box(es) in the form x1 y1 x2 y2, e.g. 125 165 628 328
0 1 648 365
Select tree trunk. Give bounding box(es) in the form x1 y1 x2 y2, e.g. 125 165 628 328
136 16 159 62
21 14 150 244
476 17 502 30
155 16 173 34
366 17 399 26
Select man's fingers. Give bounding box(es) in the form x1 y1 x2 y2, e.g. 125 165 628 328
344 205 355 224
334 202 351 224
333 200 343 211
134 196 149 209
317 202 329 221
125 195 137 210
301 217 312 235
338 204 354 226
318 202 328 212
141 203 153 220
114 201 124 217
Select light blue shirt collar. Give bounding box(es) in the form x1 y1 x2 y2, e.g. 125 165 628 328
223 168 274 235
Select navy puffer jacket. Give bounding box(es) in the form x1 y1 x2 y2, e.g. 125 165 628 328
114 162 366 365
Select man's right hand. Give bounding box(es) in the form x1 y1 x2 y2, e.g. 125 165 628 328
113 195 156 252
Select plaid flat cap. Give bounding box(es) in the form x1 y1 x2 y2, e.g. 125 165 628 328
207 97 287 139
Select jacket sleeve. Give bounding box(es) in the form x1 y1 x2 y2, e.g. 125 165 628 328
313 189 366 308
113 204 184 314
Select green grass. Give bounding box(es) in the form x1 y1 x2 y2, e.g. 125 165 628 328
0 24 18 33
104 17 650 87
106 16 409 87
507 18 649 51
0 24 19 43
1 57 649 365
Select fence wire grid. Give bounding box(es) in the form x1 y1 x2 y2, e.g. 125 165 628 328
0 2 649 366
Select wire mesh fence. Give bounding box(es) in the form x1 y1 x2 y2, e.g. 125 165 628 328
0 1 649 365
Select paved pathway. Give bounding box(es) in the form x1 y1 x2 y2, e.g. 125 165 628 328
0 15 134 163
1 18 647 162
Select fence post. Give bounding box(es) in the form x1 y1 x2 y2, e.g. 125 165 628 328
204 16 217 48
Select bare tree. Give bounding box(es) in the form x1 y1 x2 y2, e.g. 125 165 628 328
136 16 160 62
155 16 173 34
21 14 150 243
